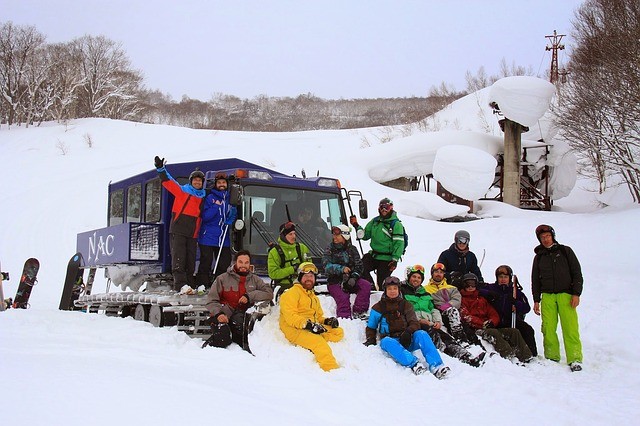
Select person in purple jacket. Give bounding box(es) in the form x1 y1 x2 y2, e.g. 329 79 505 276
480 265 537 357
195 172 237 289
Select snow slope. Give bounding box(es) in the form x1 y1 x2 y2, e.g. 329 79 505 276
1 117 639 425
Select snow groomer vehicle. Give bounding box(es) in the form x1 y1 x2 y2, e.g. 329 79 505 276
59 158 368 338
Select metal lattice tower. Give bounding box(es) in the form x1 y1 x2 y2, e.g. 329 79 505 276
545 30 566 84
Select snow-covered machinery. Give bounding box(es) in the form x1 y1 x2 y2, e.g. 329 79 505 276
62 158 367 336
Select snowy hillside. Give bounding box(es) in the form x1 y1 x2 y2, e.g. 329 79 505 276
1 115 639 425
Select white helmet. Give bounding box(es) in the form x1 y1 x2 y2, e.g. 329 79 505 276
331 224 351 240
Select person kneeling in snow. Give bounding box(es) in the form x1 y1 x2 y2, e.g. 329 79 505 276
460 273 533 364
204 250 273 348
364 276 450 379
279 262 344 371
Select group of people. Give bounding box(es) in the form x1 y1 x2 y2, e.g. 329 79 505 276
154 159 584 376
155 156 236 294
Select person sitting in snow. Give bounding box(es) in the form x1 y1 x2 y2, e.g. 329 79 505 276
204 250 273 348
267 221 310 296
460 273 533 364
401 264 486 367
479 265 537 357
350 197 406 290
154 155 205 293
364 276 450 379
279 262 344 371
321 224 372 320
437 230 484 288
195 171 237 289
423 262 478 346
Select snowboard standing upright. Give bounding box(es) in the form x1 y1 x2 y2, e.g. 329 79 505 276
12 258 40 309
59 252 84 311
0 260 8 311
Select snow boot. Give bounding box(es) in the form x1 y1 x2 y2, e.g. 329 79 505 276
411 362 427 376
569 362 582 372
432 365 451 380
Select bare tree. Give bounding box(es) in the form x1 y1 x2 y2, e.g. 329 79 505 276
0 22 46 126
555 0 640 202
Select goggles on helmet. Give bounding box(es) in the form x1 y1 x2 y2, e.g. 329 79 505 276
431 263 446 273
383 276 401 287
408 264 425 274
331 226 350 236
298 262 318 275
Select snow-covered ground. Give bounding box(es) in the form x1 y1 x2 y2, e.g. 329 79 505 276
1 91 639 424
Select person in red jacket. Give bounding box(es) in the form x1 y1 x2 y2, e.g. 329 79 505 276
459 273 533 364
155 156 206 292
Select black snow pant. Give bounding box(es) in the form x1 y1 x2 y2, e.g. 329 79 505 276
512 319 538 357
195 244 232 288
424 325 479 366
170 233 197 291
361 253 392 291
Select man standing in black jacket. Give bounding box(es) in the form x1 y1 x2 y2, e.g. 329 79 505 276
532 224 584 372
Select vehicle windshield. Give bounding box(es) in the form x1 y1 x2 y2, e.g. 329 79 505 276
241 185 344 258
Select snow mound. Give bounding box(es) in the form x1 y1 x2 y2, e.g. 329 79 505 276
489 76 556 128
432 145 497 200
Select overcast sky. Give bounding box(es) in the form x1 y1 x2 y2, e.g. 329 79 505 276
3 0 583 101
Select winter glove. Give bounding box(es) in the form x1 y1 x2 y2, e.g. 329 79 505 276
224 206 237 225
482 320 493 329
342 277 358 293
304 320 327 334
349 215 359 227
388 260 397 272
324 317 339 328
364 339 376 347
154 156 165 169
400 330 413 349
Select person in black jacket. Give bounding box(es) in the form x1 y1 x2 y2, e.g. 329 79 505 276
532 224 583 372
480 265 537 356
437 230 483 287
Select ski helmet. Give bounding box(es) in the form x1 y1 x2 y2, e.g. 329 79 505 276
454 230 470 245
189 168 205 184
331 224 351 241
495 265 513 281
214 171 228 184
430 262 446 275
406 264 425 283
535 224 556 242
382 275 401 290
378 198 393 211
462 272 478 288
297 262 318 282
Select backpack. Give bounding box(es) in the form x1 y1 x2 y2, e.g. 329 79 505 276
270 243 303 268
388 218 408 255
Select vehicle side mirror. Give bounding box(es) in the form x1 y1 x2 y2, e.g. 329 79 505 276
359 199 368 219
229 183 243 205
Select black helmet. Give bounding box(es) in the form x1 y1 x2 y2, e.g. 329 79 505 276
382 276 401 290
462 272 478 288
189 168 205 184
535 224 555 242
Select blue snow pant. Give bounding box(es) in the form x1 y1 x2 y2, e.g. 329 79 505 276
380 330 444 371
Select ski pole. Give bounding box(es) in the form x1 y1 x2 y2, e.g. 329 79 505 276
212 224 229 276
511 275 518 328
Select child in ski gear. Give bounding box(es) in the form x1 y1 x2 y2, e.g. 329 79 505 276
460 273 533 363
322 224 372 319
205 250 273 348
196 172 237 288
401 265 486 368
437 230 484 287
480 265 538 357
279 262 344 371
350 198 406 290
423 263 475 345
365 276 450 379
267 222 310 292
532 224 583 371
154 156 205 292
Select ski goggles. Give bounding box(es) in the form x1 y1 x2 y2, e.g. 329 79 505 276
408 264 425 274
378 203 392 211
298 262 318 275
383 276 401 287
431 263 446 273
455 236 469 245
331 226 350 236
463 280 477 288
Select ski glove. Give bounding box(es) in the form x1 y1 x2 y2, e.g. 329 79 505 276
400 330 413 349
154 156 165 169
388 260 397 272
364 339 376 347
305 320 327 334
324 317 339 328
349 215 359 228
